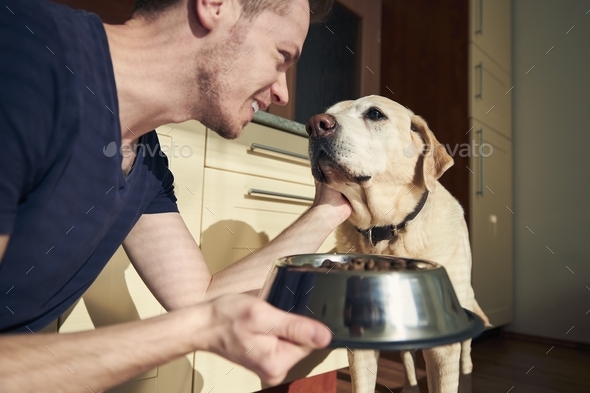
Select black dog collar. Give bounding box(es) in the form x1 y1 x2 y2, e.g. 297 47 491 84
356 191 429 247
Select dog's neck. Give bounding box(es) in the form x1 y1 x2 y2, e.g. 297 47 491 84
354 190 429 247
342 182 427 227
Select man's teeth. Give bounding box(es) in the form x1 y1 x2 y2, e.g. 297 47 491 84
252 101 260 112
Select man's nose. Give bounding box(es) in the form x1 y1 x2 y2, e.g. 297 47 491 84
306 114 337 139
270 72 289 106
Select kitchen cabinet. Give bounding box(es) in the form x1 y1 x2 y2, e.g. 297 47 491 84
469 44 512 138
470 0 512 73
469 120 513 326
468 0 513 327
195 122 345 392
205 121 313 186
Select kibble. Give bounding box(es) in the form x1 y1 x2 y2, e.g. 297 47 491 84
289 256 414 272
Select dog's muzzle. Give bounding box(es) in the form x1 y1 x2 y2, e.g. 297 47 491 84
305 113 337 140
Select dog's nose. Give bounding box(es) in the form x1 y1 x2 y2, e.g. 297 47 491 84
306 114 337 139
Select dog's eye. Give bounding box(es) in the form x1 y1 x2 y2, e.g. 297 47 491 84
365 107 387 121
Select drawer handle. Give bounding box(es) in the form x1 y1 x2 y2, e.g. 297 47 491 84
248 188 314 202
476 0 483 35
250 143 309 161
476 128 485 196
475 62 483 99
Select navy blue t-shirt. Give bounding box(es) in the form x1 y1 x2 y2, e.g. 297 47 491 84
0 0 179 332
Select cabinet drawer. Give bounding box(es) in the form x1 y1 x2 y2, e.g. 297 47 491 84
193 349 348 393
58 247 162 381
205 122 313 185
108 376 157 393
470 0 511 73
469 119 513 326
200 168 336 274
469 44 512 138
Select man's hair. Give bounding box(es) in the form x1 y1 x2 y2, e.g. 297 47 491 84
133 0 333 23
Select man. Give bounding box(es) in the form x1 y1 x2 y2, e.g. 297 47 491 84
0 0 351 391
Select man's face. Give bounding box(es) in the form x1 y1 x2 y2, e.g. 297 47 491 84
197 0 310 139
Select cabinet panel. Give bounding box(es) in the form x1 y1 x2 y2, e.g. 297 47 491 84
470 0 511 73
205 123 314 186
108 377 157 393
193 349 347 393
469 44 512 139
156 120 207 239
58 247 161 382
469 119 513 326
200 168 336 274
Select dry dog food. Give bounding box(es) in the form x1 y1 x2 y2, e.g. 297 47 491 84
290 257 422 272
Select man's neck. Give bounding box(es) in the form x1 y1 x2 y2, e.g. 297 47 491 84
104 8 207 144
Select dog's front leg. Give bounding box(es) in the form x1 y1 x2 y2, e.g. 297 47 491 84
348 349 380 393
457 339 473 393
423 343 461 393
400 350 421 393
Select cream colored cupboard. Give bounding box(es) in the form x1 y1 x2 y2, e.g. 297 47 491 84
469 120 513 326
195 122 345 393
468 0 514 326
469 0 512 73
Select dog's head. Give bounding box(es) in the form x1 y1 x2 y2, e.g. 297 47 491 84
306 95 453 223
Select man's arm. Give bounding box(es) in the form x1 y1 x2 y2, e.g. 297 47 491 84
0 234 9 266
206 183 351 299
0 294 331 392
123 183 351 309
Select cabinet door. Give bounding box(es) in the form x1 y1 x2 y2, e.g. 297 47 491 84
469 119 513 326
205 123 314 186
57 121 206 393
470 0 511 73
193 347 347 393
469 44 512 139
200 168 336 274
197 168 343 392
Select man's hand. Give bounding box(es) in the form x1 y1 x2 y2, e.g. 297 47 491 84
202 294 332 385
310 181 352 228
0 294 330 392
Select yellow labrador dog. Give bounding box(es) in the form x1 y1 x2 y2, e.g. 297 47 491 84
305 96 489 393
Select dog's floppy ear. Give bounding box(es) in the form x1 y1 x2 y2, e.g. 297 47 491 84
410 115 454 192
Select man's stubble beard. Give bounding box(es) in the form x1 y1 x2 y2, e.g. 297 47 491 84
196 24 249 140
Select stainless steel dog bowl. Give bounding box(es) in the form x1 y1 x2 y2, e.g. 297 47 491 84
260 254 484 350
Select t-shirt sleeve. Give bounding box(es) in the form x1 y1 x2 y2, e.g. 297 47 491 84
143 146 179 215
0 8 57 234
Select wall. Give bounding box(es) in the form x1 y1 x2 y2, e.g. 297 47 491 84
510 0 590 343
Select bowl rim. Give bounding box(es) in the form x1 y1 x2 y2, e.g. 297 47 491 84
328 309 485 350
276 253 443 275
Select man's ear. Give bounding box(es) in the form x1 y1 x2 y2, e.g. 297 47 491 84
195 0 229 31
410 115 454 193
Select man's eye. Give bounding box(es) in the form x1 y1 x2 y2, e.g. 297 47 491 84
365 107 387 121
280 51 291 63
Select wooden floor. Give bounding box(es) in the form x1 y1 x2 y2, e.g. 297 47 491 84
336 332 590 392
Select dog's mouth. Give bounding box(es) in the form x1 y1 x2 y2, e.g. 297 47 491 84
311 148 371 185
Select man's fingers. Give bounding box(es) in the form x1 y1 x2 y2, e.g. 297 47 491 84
270 312 332 348
253 337 318 386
